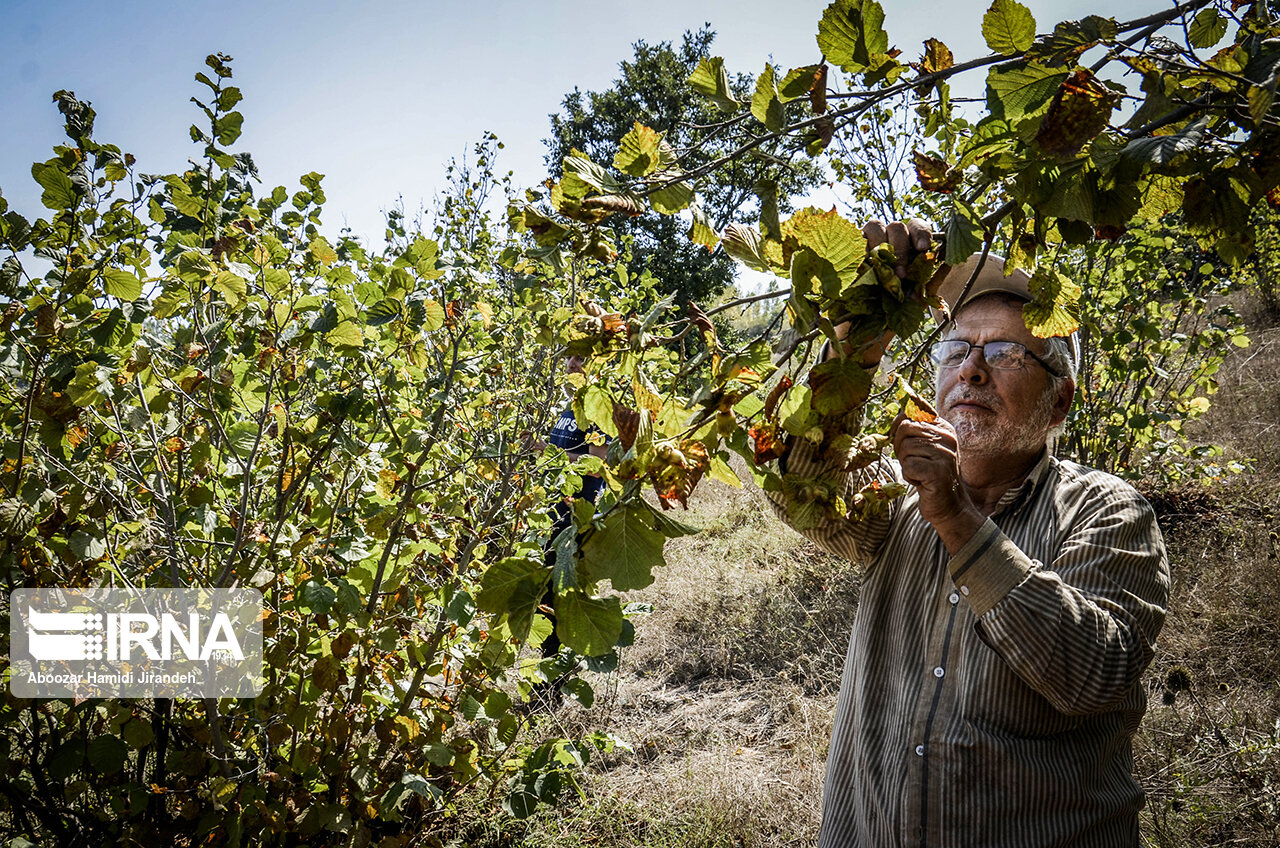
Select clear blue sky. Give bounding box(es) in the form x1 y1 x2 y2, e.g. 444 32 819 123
1 0 1161 248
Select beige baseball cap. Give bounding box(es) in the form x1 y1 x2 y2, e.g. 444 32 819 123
934 253 1032 316
932 252 1081 373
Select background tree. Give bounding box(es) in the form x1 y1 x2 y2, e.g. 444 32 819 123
544 27 823 304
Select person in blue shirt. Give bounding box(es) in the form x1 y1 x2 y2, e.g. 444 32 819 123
530 354 608 706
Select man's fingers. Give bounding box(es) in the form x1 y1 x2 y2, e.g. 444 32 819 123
862 219 887 246
905 218 933 252
884 221 911 278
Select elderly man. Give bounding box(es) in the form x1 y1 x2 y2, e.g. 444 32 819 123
769 221 1170 847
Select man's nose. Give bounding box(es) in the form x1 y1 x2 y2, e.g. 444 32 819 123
957 348 990 384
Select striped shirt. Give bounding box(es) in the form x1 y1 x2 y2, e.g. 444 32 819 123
768 438 1170 847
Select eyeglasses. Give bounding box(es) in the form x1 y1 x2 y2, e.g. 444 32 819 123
929 340 1062 378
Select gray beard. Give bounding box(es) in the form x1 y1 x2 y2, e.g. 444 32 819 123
936 382 1056 459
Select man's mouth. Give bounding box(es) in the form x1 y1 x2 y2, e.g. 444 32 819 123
945 392 998 414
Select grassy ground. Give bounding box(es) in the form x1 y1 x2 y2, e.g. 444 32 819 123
448 304 1280 848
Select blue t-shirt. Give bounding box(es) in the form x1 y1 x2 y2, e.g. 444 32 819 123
547 405 606 507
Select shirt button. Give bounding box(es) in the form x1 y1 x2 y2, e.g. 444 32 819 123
960 585 971 596
915 744 925 757
948 592 959 604
933 666 945 678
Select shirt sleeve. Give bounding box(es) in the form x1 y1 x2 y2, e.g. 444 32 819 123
946 487 1170 717
761 419 904 567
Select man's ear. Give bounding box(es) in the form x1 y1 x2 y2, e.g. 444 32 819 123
1050 378 1075 428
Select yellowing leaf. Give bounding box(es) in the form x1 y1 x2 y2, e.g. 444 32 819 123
1034 69 1119 157
782 206 866 272
688 204 720 250
309 236 338 266
752 64 786 132
650 181 694 215
913 150 960 193
897 375 938 422
326 321 365 348
1023 266 1082 338
687 57 739 112
613 122 664 177
920 38 954 76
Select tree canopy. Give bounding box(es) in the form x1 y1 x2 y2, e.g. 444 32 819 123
544 27 822 303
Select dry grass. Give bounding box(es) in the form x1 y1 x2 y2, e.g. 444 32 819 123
1133 311 1280 847
451 304 1280 848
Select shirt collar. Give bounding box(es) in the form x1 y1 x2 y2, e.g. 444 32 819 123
990 447 1053 518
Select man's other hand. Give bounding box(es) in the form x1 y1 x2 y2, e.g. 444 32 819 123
891 411 984 554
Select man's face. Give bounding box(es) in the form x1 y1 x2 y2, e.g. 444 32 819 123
934 297 1067 459
565 355 586 375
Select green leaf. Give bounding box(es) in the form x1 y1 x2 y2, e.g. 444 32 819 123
581 384 619 437
643 502 701 537
1188 8 1227 49
563 150 626 196
475 557 546 614
299 580 337 614
215 111 244 146
986 64 1069 122
688 204 719 249
756 178 781 241
943 204 984 265
212 271 247 304
779 384 817 435
1121 116 1209 167
0 499 39 536
687 57 740 112
790 248 843 302
1249 82 1277 127
580 505 665 591
32 163 78 210
216 86 243 110
102 269 142 301
225 420 259 455
613 123 664 177
68 531 106 562
779 64 823 100
550 524 579 593
87 736 128 774
67 363 113 407
122 719 156 749
752 64 787 132
650 181 694 215
505 572 547 643
326 321 365 348
808 358 873 416
818 0 890 72
983 0 1036 55
366 298 403 326
380 775 441 823
782 206 866 272
1023 266 1082 338
152 289 188 318
561 677 595 708
555 591 624 657
722 224 781 274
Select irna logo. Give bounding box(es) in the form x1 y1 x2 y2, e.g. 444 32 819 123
10 588 263 698
26 609 246 662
